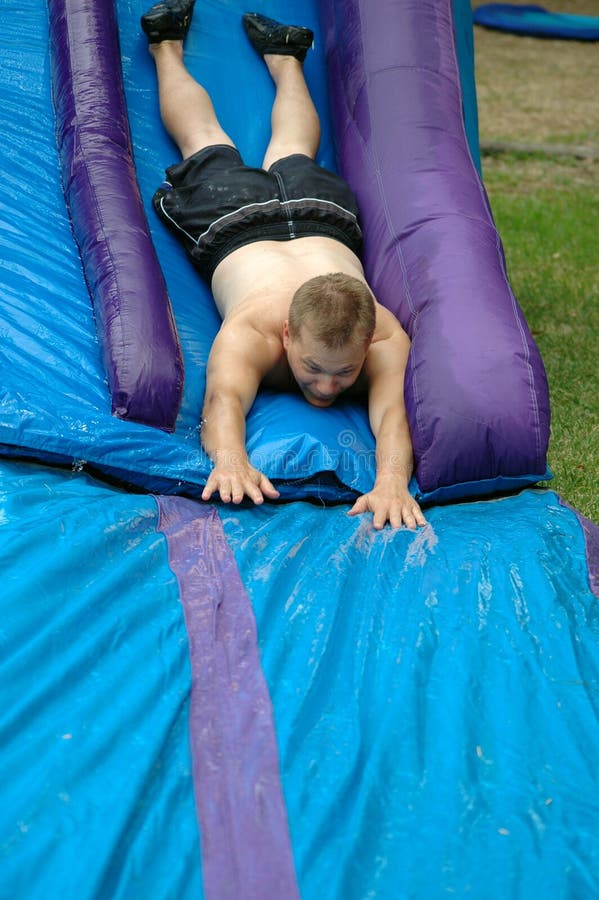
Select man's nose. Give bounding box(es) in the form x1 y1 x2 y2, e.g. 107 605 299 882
316 376 337 394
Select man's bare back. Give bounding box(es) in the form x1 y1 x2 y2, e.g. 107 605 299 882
210 236 393 393
211 236 366 320
209 235 413 403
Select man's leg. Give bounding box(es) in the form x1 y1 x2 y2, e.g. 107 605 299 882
261 55 321 170
150 41 235 160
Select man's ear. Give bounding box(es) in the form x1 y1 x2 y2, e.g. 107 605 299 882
282 320 290 350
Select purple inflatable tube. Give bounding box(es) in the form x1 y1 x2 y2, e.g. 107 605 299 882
48 0 550 498
48 0 184 431
319 0 551 501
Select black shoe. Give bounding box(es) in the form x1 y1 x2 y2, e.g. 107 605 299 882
141 0 195 44
242 12 314 62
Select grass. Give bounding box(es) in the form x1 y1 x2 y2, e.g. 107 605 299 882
481 153 599 522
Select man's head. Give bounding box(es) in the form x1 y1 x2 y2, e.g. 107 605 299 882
283 273 376 407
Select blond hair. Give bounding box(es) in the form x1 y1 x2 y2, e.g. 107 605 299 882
288 273 375 348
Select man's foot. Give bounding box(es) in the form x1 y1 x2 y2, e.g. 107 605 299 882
242 12 314 63
141 0 195 44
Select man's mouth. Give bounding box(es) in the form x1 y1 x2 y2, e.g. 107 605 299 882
305 391 336 407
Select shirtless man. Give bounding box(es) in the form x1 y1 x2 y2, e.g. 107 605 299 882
143 1 426 529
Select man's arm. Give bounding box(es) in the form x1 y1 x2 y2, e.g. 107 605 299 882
348 321 426 530
200 321 281 504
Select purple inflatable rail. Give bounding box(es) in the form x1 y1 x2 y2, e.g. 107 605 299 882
48 0 184 431
320 0 551 500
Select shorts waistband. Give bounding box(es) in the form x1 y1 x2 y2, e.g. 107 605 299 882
192 219 363 281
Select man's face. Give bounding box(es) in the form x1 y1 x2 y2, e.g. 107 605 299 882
283 323 367 408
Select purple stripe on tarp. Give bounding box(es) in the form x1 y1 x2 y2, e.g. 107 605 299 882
155 495 300 900
559 496 599 598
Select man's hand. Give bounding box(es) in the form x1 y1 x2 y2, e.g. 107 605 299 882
199 319 283 506
202 456 280 505
348 477 426 530
357 309 426 530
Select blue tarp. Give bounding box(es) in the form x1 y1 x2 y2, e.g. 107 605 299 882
1 0 598 896
0 462 204 899
473 4 599 40
0 0 483 504
1 458 598 896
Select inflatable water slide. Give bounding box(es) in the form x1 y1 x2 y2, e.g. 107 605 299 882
1 0 598 896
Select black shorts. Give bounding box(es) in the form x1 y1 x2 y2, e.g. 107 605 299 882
153 145 363 281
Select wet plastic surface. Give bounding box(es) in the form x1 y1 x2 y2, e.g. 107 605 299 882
1 459 598 897
1 0 377 501
0 462 204 899
0 0 545 503
221 491 599 897
1 0 598 897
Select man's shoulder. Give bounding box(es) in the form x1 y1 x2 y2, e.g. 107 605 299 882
208 308 282 384
372 301 407 336
365 309 410 380
222 302 285 348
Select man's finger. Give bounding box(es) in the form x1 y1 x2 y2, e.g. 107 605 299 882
259 474 280 499
230 479 246 504
414 508 427 527
372 505 388 530
389 509 404 530
219 480 233 503
244 479 265 504
347 495 369 517
402 511 417 530
201 473 218 501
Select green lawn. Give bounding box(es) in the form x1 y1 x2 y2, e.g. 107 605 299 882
481 153 598 522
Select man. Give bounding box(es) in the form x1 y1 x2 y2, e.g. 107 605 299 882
142 0 426 530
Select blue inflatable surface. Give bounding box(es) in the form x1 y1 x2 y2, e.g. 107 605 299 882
1 459 598 897
0 0 362 501
0 462 204 898
1 0 598 897
0 0 488 505
473 4 599 40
